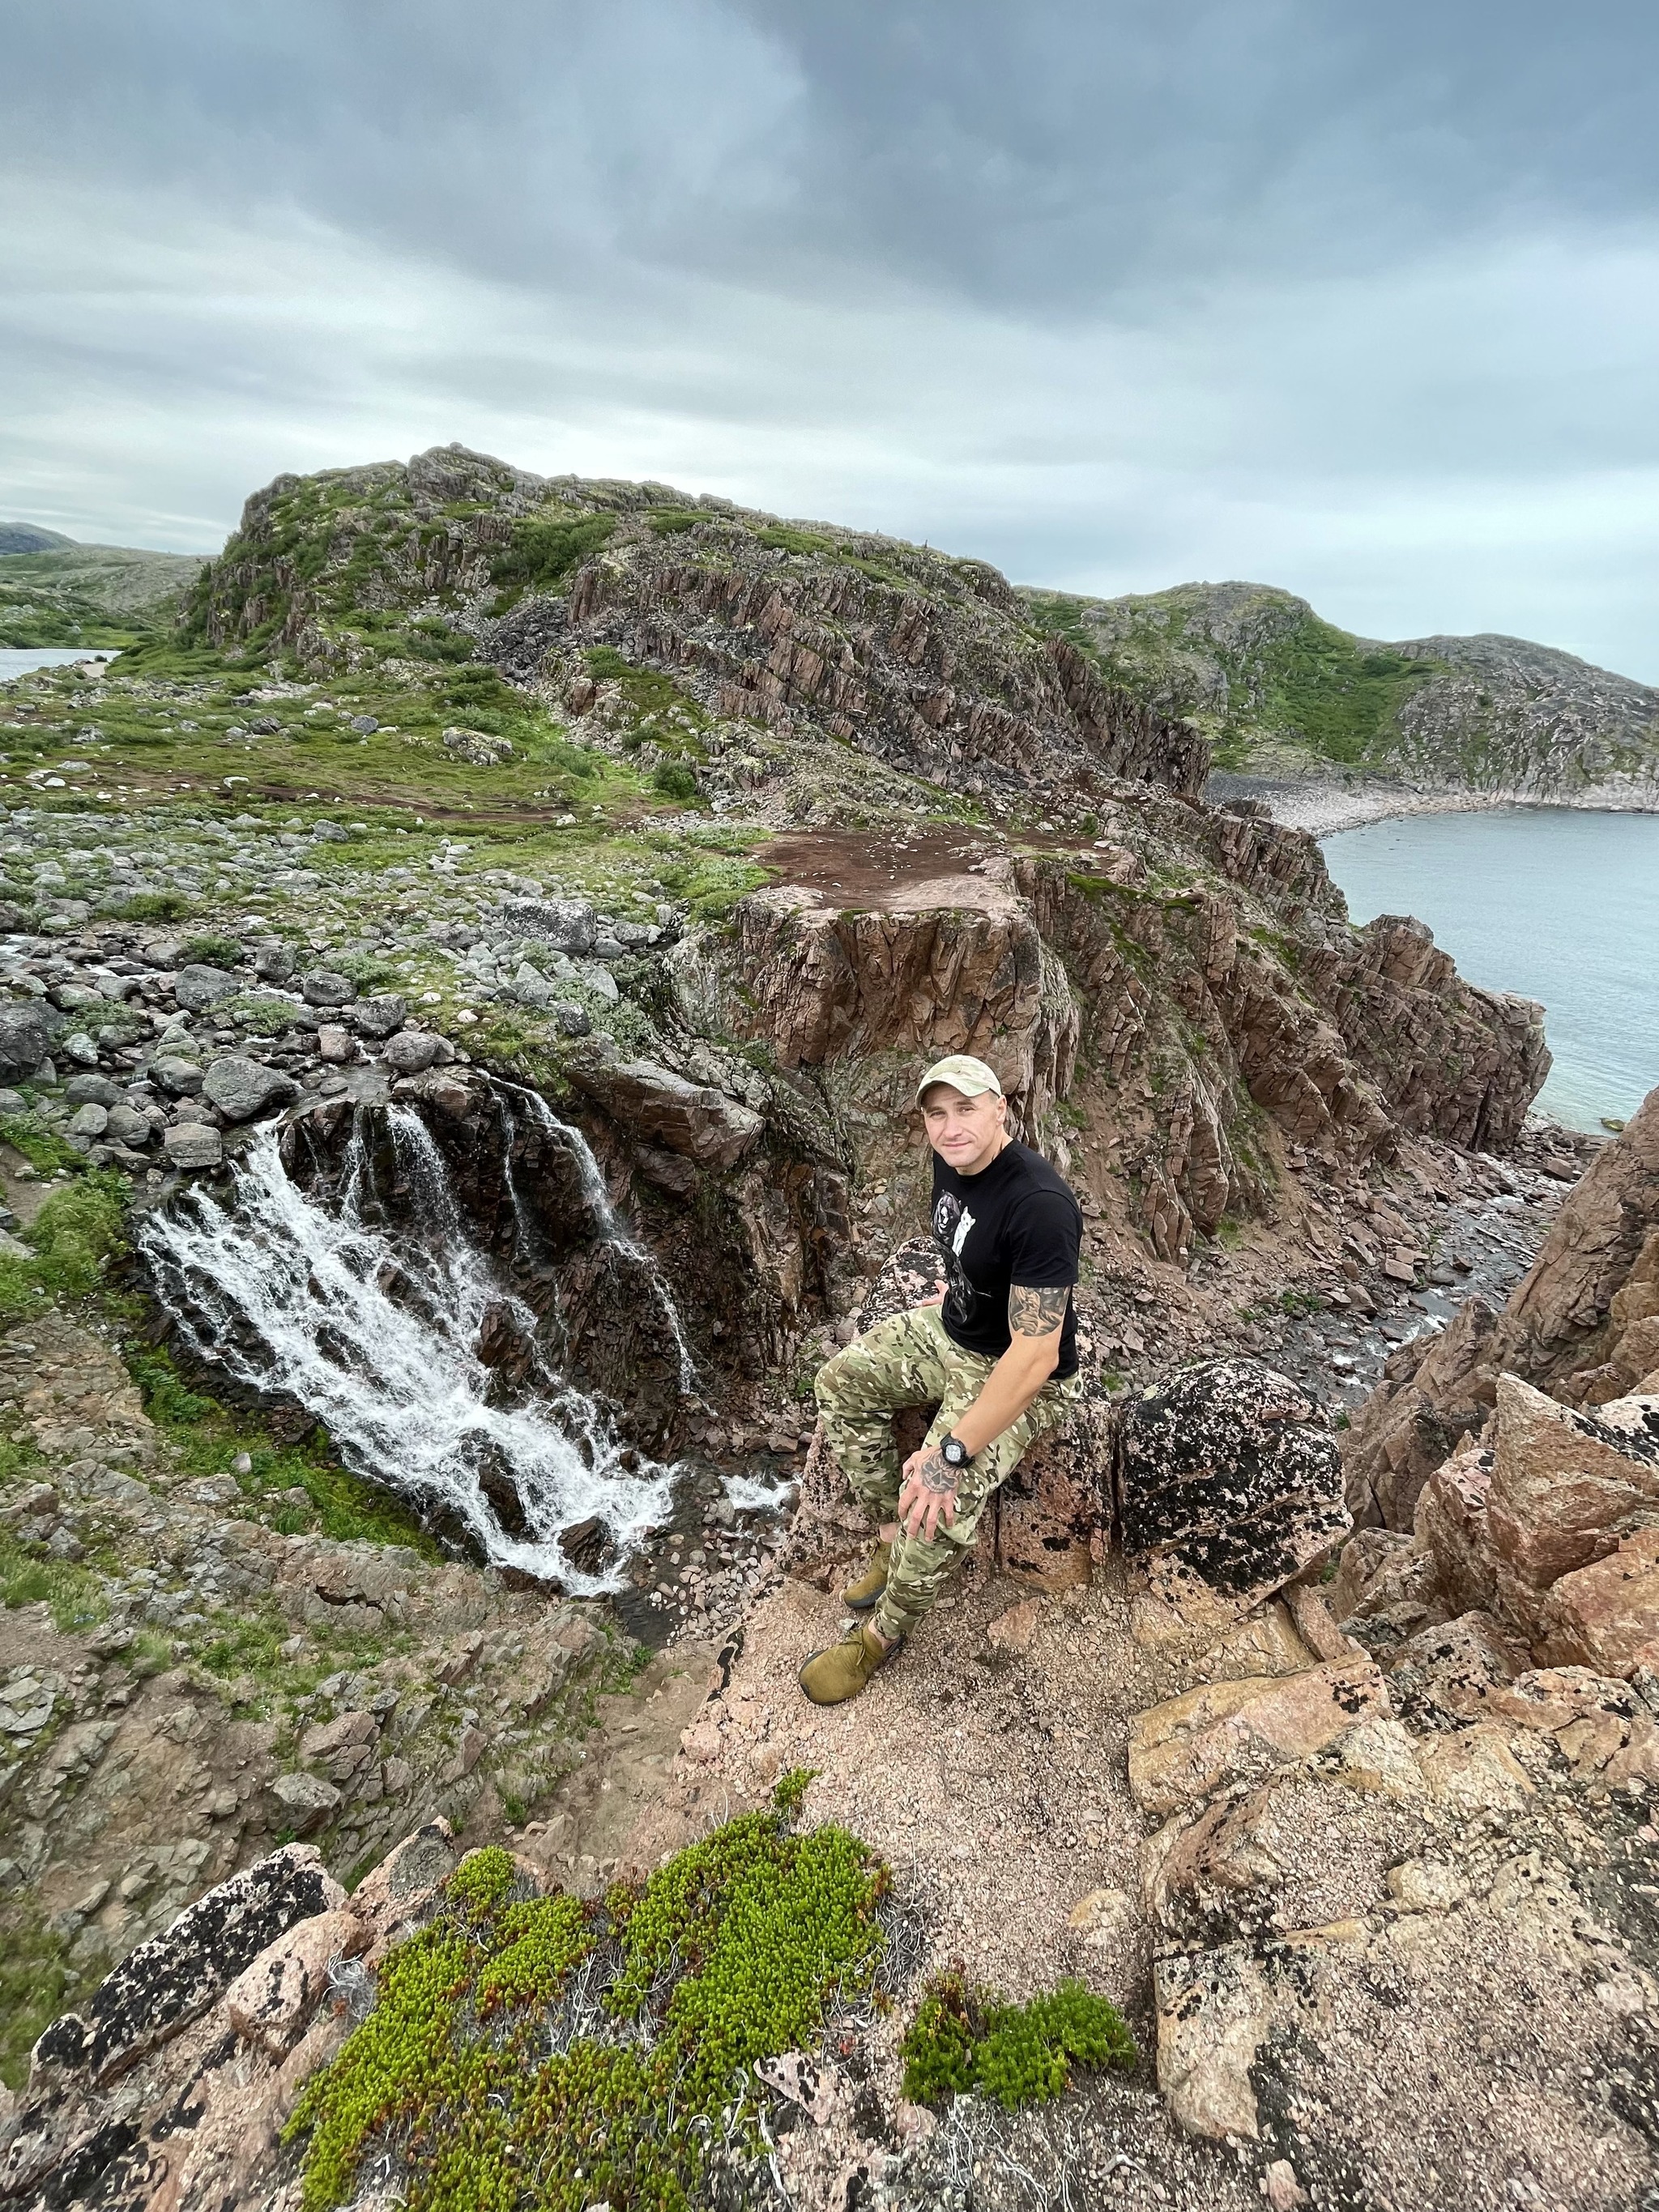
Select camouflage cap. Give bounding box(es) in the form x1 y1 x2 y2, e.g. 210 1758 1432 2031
915 1054 1004 1103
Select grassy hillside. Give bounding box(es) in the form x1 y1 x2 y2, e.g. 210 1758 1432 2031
0 542 208 650
1024 581 1446 773
1026 578 1659 796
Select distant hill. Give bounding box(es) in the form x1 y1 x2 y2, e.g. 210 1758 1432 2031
0 522 75 554
0 537 207 649
1025 579 1659 807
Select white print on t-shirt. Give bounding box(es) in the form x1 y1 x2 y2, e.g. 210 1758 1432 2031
952 1208 975 1255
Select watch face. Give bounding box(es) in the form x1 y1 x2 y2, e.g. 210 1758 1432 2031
943 1437 967 1466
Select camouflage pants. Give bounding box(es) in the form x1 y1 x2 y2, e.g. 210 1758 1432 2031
813 1303 1083 1643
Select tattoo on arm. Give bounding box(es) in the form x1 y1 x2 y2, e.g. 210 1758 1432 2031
1008 1284 1069 1337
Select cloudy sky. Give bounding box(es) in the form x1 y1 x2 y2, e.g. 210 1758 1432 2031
4 2 1657 676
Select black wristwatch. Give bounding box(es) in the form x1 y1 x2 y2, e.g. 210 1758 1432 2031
940 1434 973 1472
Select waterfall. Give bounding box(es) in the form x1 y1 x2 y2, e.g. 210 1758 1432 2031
137 1103 684 1596
498 1080 698 1392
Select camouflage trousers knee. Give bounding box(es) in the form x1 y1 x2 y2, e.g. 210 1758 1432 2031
813 1303 1082 1643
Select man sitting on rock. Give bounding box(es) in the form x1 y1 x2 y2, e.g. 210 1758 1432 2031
800 1055 1084 1704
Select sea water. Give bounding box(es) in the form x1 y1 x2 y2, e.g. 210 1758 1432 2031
1322 807 1659 1133
0 647 118 682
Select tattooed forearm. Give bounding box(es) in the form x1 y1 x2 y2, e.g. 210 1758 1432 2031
1008 1283 1069 1336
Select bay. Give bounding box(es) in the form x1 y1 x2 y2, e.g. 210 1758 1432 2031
1322 807 1659 1134
0 646 118 683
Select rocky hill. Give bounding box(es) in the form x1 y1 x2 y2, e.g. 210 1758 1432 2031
1030 578 1659 807
0 445 1631 2209
0 530 73 558
0 541 207 652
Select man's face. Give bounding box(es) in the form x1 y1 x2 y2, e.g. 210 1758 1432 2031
921 1083 1007 1174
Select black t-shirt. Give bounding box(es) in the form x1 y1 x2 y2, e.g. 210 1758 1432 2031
930 1139 1081 1379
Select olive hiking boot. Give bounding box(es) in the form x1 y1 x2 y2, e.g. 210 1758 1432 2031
798 1621 901 1707
840 1539 892 1613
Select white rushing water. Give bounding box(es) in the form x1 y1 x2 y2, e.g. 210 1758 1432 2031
498 1081 697 1392
139 1106 684 1594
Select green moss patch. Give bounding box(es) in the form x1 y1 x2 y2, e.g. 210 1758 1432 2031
288 1776 888 2212
0 1168 130 1319
899 1967 1135 2112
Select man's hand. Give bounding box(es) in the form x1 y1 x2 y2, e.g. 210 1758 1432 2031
898 1443 959 1541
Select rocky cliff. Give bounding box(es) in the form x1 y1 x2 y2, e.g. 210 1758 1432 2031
1032 578 1659 806
1345 1084 1659 1528
0 445 1610 2208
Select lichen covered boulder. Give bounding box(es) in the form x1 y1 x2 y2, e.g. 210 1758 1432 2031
1118 1358 1350 1639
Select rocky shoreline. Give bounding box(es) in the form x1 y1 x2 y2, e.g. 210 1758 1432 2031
1205 768 1659 838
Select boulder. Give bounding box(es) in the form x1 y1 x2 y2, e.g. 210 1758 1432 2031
1538 1529 1659 1675
382 1029 447 1075
316 1025 358 1063
300 968 355 1007
173 962 239 1014
152 1054 205 1095
996 1404 1110 1592
0 998 63 1080
162 1123 224 1169
1482 1375 1659 1609
28 1843 345 2086
64 1073 120 1107
1127 1656 1390 1819
267 1770 342 1834
1117 1359 1350 1638
201 1055 301 1124
66 1103 107 1138
501 897 597 956
566 1055 763 1168
350 1820 461 1956
350 993 407 1038
104 1105 152 1147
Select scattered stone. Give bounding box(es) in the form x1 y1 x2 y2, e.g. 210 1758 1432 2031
300 969 355 1007
201 1055 302 1124
161 1123 224 1169
173 963 239 1014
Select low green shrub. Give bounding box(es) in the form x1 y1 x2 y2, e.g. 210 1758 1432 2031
0 1525 108 1632
122 890 193 921
650 759 699 803
288 1773 886 2212
179 933 243 969
899 1967 1135 2112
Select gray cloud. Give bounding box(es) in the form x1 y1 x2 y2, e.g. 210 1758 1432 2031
4 2 1658 676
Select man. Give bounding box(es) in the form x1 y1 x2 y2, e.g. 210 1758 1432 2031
800 1054 1084 1704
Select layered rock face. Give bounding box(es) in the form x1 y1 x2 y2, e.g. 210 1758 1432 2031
681 817 1547 1270
190 445 1209 808
1345 1085 1659 1527
515 532 1212 802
